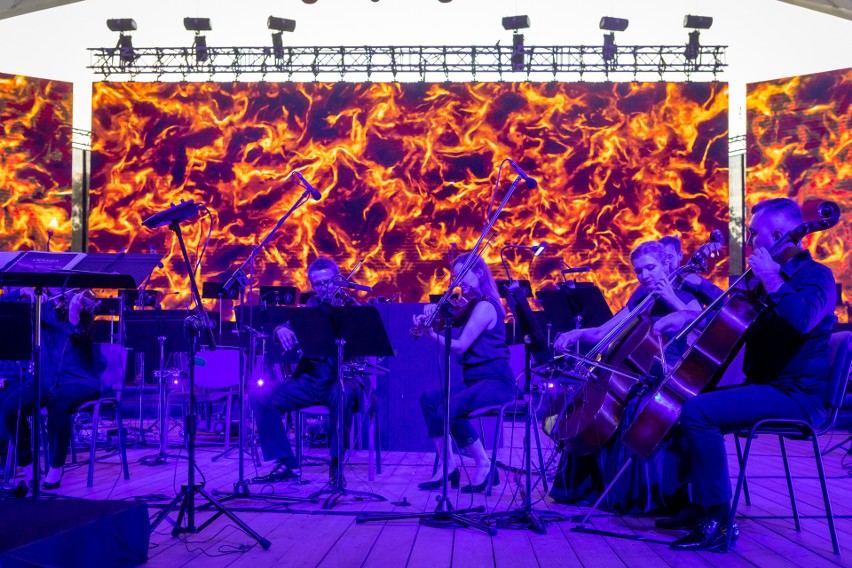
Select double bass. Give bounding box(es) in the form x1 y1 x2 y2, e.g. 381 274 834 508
542 234 724 455
622 201 842 460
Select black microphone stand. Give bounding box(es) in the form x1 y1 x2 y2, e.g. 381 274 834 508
212 185 318 506
149 218 270 549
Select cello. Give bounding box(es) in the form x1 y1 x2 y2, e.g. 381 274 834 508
622 201 842 460
542 234 724 455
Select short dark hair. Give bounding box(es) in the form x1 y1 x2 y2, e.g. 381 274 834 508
659 235 683 257
751 198 803 224
307 256 340 277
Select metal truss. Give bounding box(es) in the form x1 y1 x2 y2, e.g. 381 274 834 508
88 44 726 80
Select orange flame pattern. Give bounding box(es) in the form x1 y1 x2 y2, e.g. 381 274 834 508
746 68 852 310
0 73 73 253
89 82 729 312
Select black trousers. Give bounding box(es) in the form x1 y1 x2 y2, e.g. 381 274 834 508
2 380 100 469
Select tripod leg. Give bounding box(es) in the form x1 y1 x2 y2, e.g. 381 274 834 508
149 489 185 530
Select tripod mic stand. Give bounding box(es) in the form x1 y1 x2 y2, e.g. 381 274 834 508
147 216 269 549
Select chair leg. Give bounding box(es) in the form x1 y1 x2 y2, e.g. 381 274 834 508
367 413 375 481
4 440 14 482
70 416 78 465
295 412 303 468
779 436 800 531
726 431 756 551
734 435 751 506
88 405 100 487
117 405 130 480
532 408 548 492
811 436 840 555
223 392 233 452
485 412 503 497
374 411 381 476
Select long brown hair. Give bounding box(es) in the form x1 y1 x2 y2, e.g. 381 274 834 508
452 253 505 318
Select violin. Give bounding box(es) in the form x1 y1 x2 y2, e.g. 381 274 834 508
622 201 842 460
410 286 482 337
47 288 100 312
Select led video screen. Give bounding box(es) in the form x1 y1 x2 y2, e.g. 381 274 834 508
0 73 73 253
90 82 728 311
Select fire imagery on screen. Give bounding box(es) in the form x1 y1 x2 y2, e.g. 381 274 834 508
89 81 729 311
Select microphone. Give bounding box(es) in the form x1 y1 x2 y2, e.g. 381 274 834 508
507 159 538 189
334 277 372 293
561 266 592 274
293 171 322 200
532 241 547 257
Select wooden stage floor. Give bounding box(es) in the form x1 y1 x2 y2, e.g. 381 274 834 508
39 430 852 567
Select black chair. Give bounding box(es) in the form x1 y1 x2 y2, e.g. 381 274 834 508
727 331 852 554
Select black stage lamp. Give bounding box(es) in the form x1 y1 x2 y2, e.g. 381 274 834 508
268 16 296 60
684 14 713 29
184 17 211 63
602 32 617 62
599 16 629 32
502 15 530 31
106 19 137 65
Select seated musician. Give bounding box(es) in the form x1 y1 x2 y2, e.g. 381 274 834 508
1 288 101 492
550 240 701 513
654 198 837 551
249 257 367 486
660 235 724 307
414 253 516 493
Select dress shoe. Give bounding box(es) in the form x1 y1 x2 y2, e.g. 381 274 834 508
42 470 64 491
670 519 739 551
460 470 500 494
417 468 460 490
655 507 703 531
250 462 300 484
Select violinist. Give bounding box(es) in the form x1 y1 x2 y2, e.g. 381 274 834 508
249 256 365 486
659 198 837 552
2 288 100 492
549 241 701 513
415 253 516 493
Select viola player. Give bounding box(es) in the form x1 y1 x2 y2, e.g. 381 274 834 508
249 256 368 487
655 198 837 551
414 253 516 493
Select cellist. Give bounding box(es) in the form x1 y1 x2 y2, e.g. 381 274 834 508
656 198 837 552
549 240 702 513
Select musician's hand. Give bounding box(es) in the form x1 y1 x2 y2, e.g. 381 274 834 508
411 313 428 328
423 304 437 317
653 311 692 335
275 325 299 351
749 247 784 293
680 273 703 291
554 329 583 352
652 278 680 308
68 291 86 326
17 288 37 301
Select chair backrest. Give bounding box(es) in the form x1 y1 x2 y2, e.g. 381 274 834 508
95 342 129 395
825 331 852 412
190 347 240 390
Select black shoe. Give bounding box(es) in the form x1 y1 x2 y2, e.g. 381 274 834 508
42 469 64 491
460 470 500 494
12 480 28 498
329 466 347 488
655 507 703 531
250 462 300 484
670 519 739 552
417 468 460 490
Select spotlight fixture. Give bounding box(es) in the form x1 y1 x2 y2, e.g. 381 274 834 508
501 15 530 31
684 14 713 30
106 19 137 65
302 0 318 4
599 16 629 32
184 17 212 63
268 16 296 60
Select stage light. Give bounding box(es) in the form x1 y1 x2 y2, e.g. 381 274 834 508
302 0 318 4
501 15 530 31
184 17 211 63
685 30 701 61
684 14 713 29
268 16 296 33
106 18 136 32
106 19 137 65
511 33 525 72
599 16 628 32
183 17 212 32
602 32 617 62
532 241 548 257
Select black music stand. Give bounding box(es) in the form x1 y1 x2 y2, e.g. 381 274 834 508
287 305 394 509
485 282 567 534
536 284 613 336
259 286 299 306
0 250 161 499
125 310 192 462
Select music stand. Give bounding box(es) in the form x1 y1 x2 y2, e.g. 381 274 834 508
0 251 161 499
536 284 613 335
276 305 393 509
259 286 299 306
485 282 567 534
